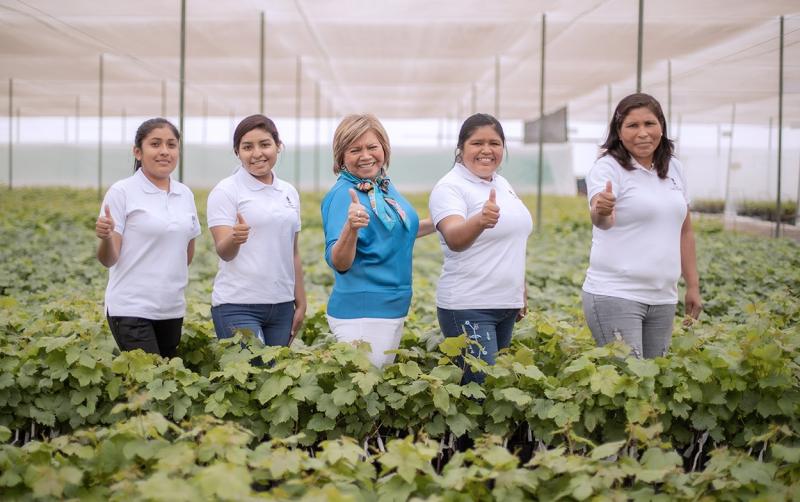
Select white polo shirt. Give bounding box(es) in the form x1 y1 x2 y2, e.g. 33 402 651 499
429 163 533 310
582 155 689 304
101 169 201 319
207 167 301 307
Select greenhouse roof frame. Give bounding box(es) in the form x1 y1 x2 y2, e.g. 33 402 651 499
0 0 798 125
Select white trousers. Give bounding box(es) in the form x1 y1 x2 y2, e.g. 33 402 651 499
326 316 406 368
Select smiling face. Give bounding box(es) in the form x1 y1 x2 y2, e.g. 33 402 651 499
134 126 178 185
237 128 279 183
461 125 504 180
342 130 385 180
618 107 663 167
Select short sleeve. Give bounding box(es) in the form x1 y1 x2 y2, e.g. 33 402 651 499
289 185 302 233
428 183 468 226
670 159 690 205
187 190 202 238
321 186 351 268
100 186 126 235
207 183 237 228
585 157 621 206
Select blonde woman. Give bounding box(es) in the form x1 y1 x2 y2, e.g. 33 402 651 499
321 114 433 367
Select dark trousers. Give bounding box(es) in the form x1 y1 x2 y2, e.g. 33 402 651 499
107 315 183 357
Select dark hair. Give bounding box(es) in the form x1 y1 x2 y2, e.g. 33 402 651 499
455 113 505 163
233 114 282 155
600 93 673 179
133 118 180 171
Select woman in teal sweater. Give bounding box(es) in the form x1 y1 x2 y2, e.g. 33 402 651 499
321 114 433 367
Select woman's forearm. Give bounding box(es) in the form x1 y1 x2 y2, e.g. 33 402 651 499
437 215 485 252
331 225 359 272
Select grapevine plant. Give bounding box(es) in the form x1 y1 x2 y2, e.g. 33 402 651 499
0 188 798 499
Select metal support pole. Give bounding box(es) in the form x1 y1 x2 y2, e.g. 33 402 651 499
724 103 736 216
75 96 80 144
7 78 11 190
536 14 546 232
202 97 208 145
445 113 451 144
98 53 104 200
667 59 672 131
471 83 477 115
314 82 320 193
775 16 784 238
161 80 166 117
294 56 302 188
494 55 500 118
178 0 186 182
259 12 265 114
636 0 644 92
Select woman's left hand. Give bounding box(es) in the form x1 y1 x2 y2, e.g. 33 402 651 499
684 288 702 323
516 285 528 322
516 306 528 322
289 303 306 345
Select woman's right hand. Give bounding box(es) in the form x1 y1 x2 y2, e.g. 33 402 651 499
347 189 370 230
96 205 115 240
593 181 616 217
479 188 500 228
232 213 250 245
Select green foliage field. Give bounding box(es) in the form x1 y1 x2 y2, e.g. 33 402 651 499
1 188 799 500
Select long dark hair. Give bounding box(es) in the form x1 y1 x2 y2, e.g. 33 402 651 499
233 114 282 155
455 113 506 164
133 118 180 171
600 93 673 179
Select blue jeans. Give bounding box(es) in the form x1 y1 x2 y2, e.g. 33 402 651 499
437 307 519 384
211 302 294 347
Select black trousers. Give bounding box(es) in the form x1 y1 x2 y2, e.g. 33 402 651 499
107 315 182 357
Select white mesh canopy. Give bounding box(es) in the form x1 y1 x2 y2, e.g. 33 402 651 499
1 0 798 125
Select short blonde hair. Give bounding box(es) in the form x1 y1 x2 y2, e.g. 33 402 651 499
332 114 391 175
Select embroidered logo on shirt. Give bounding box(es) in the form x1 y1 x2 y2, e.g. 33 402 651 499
668 177 682 191
285 196 295 208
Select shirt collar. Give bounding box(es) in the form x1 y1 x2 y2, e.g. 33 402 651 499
135 168 178 194
631 158 656 174
454 162 495 184
236 166 284 192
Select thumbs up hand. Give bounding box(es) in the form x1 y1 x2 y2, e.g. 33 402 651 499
347 188 370 230
95 205 115 240
232 212 250 244
593 181 616 217
479 188 500 229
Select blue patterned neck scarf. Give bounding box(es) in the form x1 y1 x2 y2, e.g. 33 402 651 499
340 170 409 231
